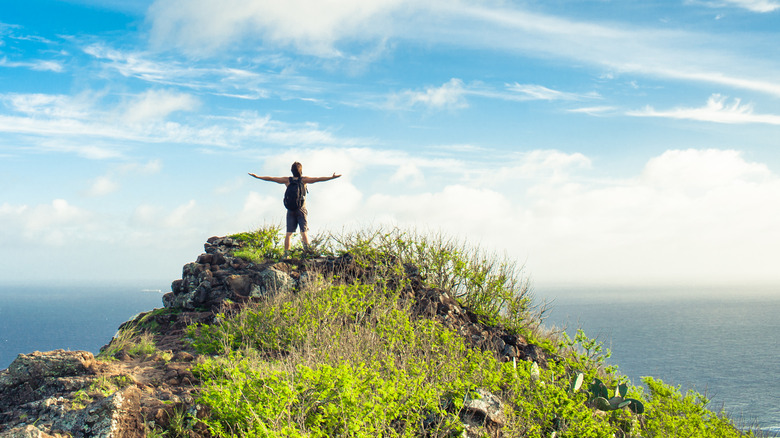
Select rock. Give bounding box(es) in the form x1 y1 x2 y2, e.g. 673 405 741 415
0 425 55 438
53 386 144 438
226 274 253 297
4 350 94 386
460 389 506 438
249 267 295 298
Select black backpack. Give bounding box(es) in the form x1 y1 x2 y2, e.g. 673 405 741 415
283 177 307 210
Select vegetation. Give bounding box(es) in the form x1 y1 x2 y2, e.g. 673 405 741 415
181 225 754 437
99 321 167 360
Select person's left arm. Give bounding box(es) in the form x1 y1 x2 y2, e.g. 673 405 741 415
302 173 342 184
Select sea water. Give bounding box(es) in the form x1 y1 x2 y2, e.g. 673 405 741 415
536 286 780 437
1 284 778 436
0 285 164 370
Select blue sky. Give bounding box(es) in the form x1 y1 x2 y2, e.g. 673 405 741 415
2 0 780 290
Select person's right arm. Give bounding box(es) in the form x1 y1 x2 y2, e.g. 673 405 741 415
248 173 288 184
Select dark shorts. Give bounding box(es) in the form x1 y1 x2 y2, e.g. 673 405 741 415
286 206 308 233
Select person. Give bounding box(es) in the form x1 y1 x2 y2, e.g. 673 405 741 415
248 162 341 255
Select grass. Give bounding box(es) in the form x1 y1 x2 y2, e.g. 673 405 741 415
98 324 162 360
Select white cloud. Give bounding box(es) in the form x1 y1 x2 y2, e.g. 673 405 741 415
87 176 119 196
297 147 780 286
147 0 417 57
143 0 780 98
120 159 163 175
0 199 91 246
122 89 200 124
84 44 274 99
628 94 780 124
391 78 469 111
390 163 425 186
164 200 197 228
567 106 617 116
0 91 366 152
5 146 780 287
0 57 64 72
688 0 780 12
641 149 771 189
505 83 599 101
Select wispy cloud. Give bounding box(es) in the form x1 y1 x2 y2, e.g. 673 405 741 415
143 0 780 98
388 80 599 111
505 83 599 101
687 0 780 12
567 106 617 116
122 89 200 124
0 57 64 72
0 90 366 153
389 78 469 110
147 0 416 57
628 94 780 125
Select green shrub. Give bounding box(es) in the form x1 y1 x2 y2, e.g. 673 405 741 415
638 377 753 438
232 225 286 262
185 225 752 437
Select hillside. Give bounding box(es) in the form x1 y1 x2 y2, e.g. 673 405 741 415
0 226 757 437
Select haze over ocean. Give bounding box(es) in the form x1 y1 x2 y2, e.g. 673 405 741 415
2 283 777 436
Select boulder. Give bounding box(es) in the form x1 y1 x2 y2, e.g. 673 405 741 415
249 267 295 298
3 350 94 386
53 386 144 438
0 425 56 438
460 388 506 438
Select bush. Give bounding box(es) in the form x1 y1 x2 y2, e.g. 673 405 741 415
186 225 752 437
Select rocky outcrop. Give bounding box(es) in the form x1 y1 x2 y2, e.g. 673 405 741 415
163 236 354 310
0 350 145 438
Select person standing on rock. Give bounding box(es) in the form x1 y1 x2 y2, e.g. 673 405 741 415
249 161 341 256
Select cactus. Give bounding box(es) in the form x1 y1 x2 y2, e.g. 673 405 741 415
583 378 645 414
616 383 628 398
570 372 584 392
625 398 645 414
594 396 612 411
589 378 609 400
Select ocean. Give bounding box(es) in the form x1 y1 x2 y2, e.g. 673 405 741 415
0 285 164 370
1 284 777 436
536 286 780 437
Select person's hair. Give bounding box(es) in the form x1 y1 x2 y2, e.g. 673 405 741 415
291 162 302 177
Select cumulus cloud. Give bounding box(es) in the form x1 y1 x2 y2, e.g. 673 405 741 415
5 145 779 287
0 199 91 246
284 147 780 286
628 94 780 124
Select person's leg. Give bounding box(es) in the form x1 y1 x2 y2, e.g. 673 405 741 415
285 209 297 257
285 232 293 252
298 207 309 250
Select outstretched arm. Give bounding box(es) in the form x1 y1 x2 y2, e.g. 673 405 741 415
248 173 288 184
302 173 342 184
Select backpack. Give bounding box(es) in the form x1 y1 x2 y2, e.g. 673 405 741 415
283 177 307 210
